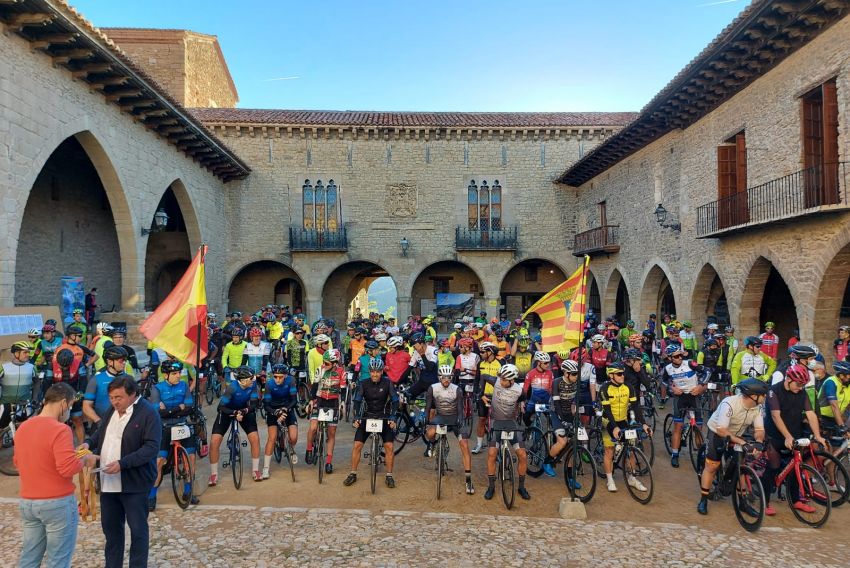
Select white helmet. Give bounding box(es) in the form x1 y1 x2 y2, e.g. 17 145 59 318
27 328 41 337
591 334 605 343
313 334 330 345
97 322 113 334
375 333 388 342
438 364 453 377
453 323 462 330
561 359 579 373
387 336 404 348
498 363 519 381
533 351 551 363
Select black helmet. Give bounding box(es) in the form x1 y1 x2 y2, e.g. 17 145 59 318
704 338 718 349
103 346 129 361
56 349 75 368
833 361 850 375
365 340 379 350
233 366 254 381
161 360 184 374
737 378 769 397
271 363 288 375
641 330 653 338
743 336 762 348
622 348 642 361
789 344 817 359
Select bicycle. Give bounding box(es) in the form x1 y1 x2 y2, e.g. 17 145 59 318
204 362 222 405
663 407 704 472
697 438 766 532
392 389 426 455
525 403 556 477
313 406 335 484
459 380 476 438
551 421 598 503
294 370 310 418
271 409 296 482
161 421 195 508
0 401 36 476
613 427 654 504
341 372 355 423
799 437 850 508
429 421 453 500
362 416 390 494
763 438 831 528
221 411 247 489
490 420 525 510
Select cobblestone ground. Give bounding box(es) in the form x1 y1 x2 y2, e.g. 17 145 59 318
0 500 847 567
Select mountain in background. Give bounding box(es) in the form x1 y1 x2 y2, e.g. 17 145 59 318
368 277 397 316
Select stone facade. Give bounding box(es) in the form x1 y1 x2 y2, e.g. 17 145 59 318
570 15 850 360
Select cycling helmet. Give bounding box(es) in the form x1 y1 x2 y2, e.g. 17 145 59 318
438 364 453 377
323 349 341 362
763 321 775 329
66 325 83 336
271 363 288 375
265 314 277 323
514 318 523 326
707 323 719 331
626 320 635 327
458 337 474 348
250 315 261 324
533 351 551 363
498 364 519 381
161 360 183 374
72 308 83 315
628 333 642 343
249 327 263 338
737 378 769 396
233 366 254 381
606 362 625 375
591 334 605 343
704 338 718 349
561 359 579 373
231 328 244 337
10 341 33 353
665 344 685 357
743 336 762 348
42 323 56 333
785 364 809 385
313 334 331 345
46 319 57 326
789 344 816 359
375 333 388 342
596 324 606 333
494 327 505 337
642 330 653 338
833 361 850 375
56 349 74 368
96 322 113 334
713 333 726 341
387 336 404 348
411 333 425 344
103 346 129 361
368 357 385 371
557 350 570 360
725 325 735 333
355 327 367 335
480 342 498 355
365 340 379 350
840 325 850 333
622 348 642 361
27 328 41 338
111 326 127 337
326 319 336 328
453 323 462 330
439 338 450 348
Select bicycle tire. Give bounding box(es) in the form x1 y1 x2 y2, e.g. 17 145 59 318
273 428 283 464
231 428 243 490
392 412 413 455
732 464 765 532
296 383 310 418
370 434 379 495
565 445 597 503
317 427 326 485
171 444 194 509
662 414 674 456
500 444 515 510
688 427 704 473
205 376 214 405
0 426 18 476
786 463 831 528
524 426 545 477
814 450 850 507
285 436 296 483
622 447 653 504
436 435 444 500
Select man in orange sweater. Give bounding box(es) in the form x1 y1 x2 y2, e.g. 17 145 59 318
15 383 98 568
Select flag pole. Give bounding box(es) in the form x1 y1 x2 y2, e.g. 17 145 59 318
571 255 589 502
194 244 206 412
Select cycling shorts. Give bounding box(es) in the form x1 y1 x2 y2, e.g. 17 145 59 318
672 394 702 424
159 424 196 459
354 419 395 444
429 416 467 439
265 408 297 428
703 430 728 463
487 420 524 449
309 399 339 425
212 410 258 437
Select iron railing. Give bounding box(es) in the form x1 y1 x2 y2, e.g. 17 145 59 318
573 225 620 256
696 162 849 237
455 226 518 250
288 227 348 251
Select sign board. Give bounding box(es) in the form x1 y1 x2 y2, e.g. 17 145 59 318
0 306 63 361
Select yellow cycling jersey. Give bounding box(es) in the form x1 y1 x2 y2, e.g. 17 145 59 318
266 321 284 341
479 359 501 395
514 351 533 377
599 381 637 423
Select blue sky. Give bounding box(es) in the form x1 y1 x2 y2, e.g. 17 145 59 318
72 0 747 112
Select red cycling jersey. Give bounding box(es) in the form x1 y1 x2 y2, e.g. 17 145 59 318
384 350 411 384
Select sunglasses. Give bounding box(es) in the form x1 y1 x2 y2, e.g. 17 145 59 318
566 371 578 376
612 372 625 376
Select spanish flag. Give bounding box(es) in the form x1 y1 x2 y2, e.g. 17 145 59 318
522 256 589 352
140 245 208 366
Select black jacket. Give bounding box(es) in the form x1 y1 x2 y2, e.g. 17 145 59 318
85 397 161 493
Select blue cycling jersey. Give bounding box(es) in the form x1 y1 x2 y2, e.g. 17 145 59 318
263 376 297 407
84 369 122 418
219 379 258 411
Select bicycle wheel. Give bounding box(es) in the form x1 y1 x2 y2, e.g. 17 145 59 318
462 398 474 438
732 464 765 532
317 428 326 485
231 429 243 490
205 375 214 405
392 412 413 455
285 437 296 483
500 445 515 510
643 404 657 432
370 434 379 495
786 463 831 527
171 444 194 509
524 426 545 477
637 433 655 468
0 426 18 476
814 450 850 507
273 428 283 464
564 445 597 503
436 435 445 500
662 414 674 456
622 447 653 504
688 427 705 473
296 383 310 418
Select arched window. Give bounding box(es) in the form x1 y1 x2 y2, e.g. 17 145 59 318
314 180 326 231
478 180 490 231
468 178 503 231
467 180 479 230
491 180 502 230
302 179 314 229
302 178 340 230
326 179 338 230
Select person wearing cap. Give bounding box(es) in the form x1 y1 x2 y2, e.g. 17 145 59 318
307 334 332 387
422 316 437 343
679 321 697 358
284 326 308 372
834 326 850 362
759 322 780 361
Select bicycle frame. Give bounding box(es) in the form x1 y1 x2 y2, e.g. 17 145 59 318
774 447 807 491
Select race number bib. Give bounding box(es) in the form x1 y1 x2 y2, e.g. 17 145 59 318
624 429 637 440
366 419 383 433
171 425 191 441
577 427 589 441
435 424 448 435
501 431 514 441
318 408 335 422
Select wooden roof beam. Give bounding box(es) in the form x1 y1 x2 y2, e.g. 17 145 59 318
71 62 112 77
104 89 143 101
119 99 156 112
4 13 52 31
51 48 94 65
88 76 129 90
30 33 78 50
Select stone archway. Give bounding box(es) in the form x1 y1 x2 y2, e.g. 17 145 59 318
410 261 482 333
603 269 631 325
499 259 567 323
814 241 850 360
229 261 305 315
587 271 602 318
323 261 397 324
15 134 130 317
690 263 729 331
739 257 798 342
640 264 677 323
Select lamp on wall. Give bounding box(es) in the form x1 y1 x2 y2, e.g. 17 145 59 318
400 237 410 257
653 203 681 232
141 208 169 236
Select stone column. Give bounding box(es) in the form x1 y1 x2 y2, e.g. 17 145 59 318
485 296 501 321
397 296 412 321
306 298 323 322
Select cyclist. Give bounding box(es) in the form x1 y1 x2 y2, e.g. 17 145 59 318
661 344 706 468
344 358 399 488
348 327 367 368
221 328 248 381
66 308 89 344
548 359 580 486
52 335 91 442
423 363 474 494
511 334 534 381
384 336 411 385
90 322 114 368
697 337 732 384
105 326 139 375
697 378 768 515
284 327 308 372
523 351 555 476
0 341 35 404
32 323 62 402
307 334 332 387
437 339 455 368
582 334 613 385
730 336 776 385
148 361 197 510
83 346 130 426
447 323 463 352
622 348 652 392
599 362 651 492
261 363 299 479
617 320 637 349
243 327 271 377
680 321 697 358
305 349 344 473
834 325 850 362
816 360 850 448
408 333 438 399
762 364 828 516
724 325 740 355
265 313 284 353
208 366 262 485
480 363 530 500
473 342 501 454
759 322 780 361
355 340 381 382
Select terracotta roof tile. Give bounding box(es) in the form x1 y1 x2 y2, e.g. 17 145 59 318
189 108 638 128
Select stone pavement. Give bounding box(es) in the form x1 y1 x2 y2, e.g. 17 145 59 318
0 500 846 567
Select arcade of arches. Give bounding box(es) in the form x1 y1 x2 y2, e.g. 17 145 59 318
143 186 192 311
229 262 304 316
322 262 396 326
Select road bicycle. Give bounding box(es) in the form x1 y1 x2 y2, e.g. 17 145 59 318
271 409 296 483
697 438 766 532
764 438 831 528
313 406 335 484
663 407 704 472
203 361 222 405
429 421 453 500
221 411 247 489
392 389 426 455
613 427 654 504
340 372 355 423
361 416 391 494
0 401 36 476
459 380 476 438
160 421 195 508
798 437 849 508
294 370 311 418
490 420 525 510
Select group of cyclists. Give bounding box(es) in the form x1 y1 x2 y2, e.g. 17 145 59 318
4 301 850 527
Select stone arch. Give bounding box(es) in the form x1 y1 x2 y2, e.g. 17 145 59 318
811 227 850 360
639 262 679 324
587 268 602 318
410 260 483 333
603 268 632 325
498 258 568 322
322 261 398 324
14 131 136 314
228 261 306 315
738 256 799 342
690 263 730 331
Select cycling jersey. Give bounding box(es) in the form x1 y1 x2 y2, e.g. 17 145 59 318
818 376 850 419
494 339 509 360
354 377 398 419
478 358 501 396
523 368 553 408
243 341 270 375
758 332 780 360
0 360 35 403
84 368 123 417
599 381 637 423
349 338 366 365
52 342 95 386
552 376 578 421
481 375 524 421
455 352 480 383
384 350 411 384
307 348 326 385
284 338 307 369
149 380 193 425
426 382 462 420
764 381 811 442
221 341 247 369
312 366 344 400
33 336 62 367
218 379 259 413
730 351 776 384
92 335 112 371
834 338 849 363
661 360 701 394
706 394 764 436
514 351 533 379
266 321 284 341
263 376 297 410
437 350 455 369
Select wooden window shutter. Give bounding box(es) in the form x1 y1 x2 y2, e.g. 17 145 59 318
717 145 736 229
734 133 749 223
822 80 839 204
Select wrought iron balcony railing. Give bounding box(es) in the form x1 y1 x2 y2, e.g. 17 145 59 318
288 227 348 251
455 226 518 250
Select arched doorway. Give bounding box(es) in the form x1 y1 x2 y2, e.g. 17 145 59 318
640 265 677 322
143 185 193 310
274 278 303 309
410 261 482 333
604 269 631 325
15 135 123 315
815 241 850 359
691 264 729 331
499 259 567 324
588 272 602 319
323 262 397 324
368 277 398 320
739 257 798 341
229 261 304 315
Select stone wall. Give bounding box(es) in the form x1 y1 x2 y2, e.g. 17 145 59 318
572 15 850 359
184 33 238 108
